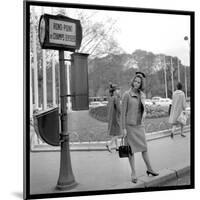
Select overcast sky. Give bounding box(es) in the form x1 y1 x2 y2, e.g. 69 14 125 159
90 9 190 65
34 6 190 66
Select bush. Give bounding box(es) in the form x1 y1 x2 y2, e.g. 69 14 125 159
145 105 169 119
89 106 108 122
89 104 169 122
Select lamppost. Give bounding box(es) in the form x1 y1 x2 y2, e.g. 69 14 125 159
163 56 168 98
184 36 190 99
177 58 180 82
170 57 174 94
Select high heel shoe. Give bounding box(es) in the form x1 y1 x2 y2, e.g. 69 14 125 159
106 144 112 153
181 134 186 137
131 176 137 183
146 170 159 176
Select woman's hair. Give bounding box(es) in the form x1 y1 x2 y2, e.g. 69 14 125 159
109 83 116 96
109 83 120 96
177 82 183 90
131 75 143 90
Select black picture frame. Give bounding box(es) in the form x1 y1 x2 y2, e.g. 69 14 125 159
24 1 195 199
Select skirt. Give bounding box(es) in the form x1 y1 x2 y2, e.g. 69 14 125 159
126 124 147 153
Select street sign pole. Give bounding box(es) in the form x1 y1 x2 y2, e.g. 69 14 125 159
38 13 82 190
56 50 77 190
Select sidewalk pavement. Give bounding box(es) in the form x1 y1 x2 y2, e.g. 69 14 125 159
30 126 191 195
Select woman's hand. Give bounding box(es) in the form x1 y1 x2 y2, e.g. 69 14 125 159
122 129 127 137
142 111 146 119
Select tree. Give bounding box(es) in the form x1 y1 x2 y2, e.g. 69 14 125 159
72 9 123 58
87 50 191 99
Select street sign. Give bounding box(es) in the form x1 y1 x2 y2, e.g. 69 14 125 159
38 14 82 51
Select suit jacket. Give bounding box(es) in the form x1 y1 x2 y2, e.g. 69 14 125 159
121 88 146 129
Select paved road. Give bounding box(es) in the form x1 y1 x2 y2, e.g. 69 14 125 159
30 131 190 195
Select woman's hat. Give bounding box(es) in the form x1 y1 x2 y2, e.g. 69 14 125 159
109 83 120 92
136 71 146 78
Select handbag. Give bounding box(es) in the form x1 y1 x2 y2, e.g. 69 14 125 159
118 137 132 158
177 111 187 125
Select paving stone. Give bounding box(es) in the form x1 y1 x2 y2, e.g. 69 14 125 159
108 180 145 190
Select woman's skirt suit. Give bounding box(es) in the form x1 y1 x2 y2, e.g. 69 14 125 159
121 89 147 153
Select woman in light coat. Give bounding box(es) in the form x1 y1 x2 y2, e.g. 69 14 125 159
169 82 186 138
121 72 158 183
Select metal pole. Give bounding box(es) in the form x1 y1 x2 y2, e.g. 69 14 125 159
170 57 174 94
30 56 33 120
163 56 168 98
51 8 56 107
56 50 77 190
66 59 72 111
185 66 188 98
42 7 47 110
42 50 47 110
177 58 180 82
32 7 39 109
52 52 56 107
184 36 189 98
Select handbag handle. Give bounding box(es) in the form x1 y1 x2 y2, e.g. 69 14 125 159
120 136 126 146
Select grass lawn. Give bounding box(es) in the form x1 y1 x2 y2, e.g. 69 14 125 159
67 110 190 142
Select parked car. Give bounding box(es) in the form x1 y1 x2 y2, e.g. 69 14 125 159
144 99 153 106
157 98 172 107
89 101 104 108
152 96 162 104
101 101 108 106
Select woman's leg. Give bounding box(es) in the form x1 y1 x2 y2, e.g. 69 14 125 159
110 136 119 149
171 125 176 138
142 151 159 176
142 151 153 172
128 154 137 179
180 124 185 137
114 136 119 149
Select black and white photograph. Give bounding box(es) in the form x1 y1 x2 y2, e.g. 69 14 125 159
23 1 194 199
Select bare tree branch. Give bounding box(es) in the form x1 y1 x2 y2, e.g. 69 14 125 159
88 19 118 56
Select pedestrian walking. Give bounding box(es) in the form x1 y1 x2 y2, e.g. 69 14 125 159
121 72 159 183
106 83 122 153
169 82 187 138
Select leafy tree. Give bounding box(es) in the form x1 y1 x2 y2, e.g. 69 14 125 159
88 50 190 99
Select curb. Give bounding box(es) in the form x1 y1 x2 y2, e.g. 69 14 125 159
31 126 190 152
139 168 177 187
170 165 190 178
108 165 190 189
146 126 190 141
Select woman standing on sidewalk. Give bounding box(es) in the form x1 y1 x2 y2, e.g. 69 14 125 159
106 83 122 152
169 82 187 138
121 72 158 183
